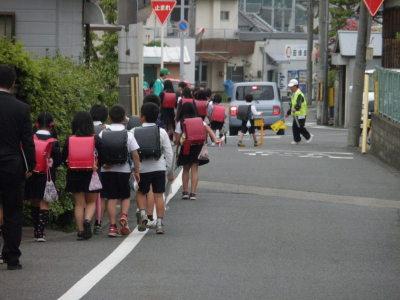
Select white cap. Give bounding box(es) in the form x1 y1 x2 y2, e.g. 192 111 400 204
288 79 299 87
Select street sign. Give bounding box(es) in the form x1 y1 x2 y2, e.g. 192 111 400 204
363 0 384 16
178 20 189 31
151 0 177 25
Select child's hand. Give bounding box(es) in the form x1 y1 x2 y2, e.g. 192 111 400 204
215 139 222 145
47 158 54 168
133 171 140 183
167 172 175 182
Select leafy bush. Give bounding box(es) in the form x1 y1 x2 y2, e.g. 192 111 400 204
0 38 118 228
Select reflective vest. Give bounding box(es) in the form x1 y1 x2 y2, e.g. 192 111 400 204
291 89 308 117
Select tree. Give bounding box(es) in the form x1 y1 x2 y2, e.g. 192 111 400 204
329 0 359 36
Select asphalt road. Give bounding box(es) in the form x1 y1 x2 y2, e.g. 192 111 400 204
1 122 400 300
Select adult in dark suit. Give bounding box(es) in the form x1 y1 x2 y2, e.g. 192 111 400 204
0 65 35 270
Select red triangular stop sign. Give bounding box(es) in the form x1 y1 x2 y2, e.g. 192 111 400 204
151 0 177 25
363 0 384 16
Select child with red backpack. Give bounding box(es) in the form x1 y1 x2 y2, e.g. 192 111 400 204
25 112 61 242
194 90 209 120
160 80 176 139
175 102 219 200
208 94 226 139
62 112 101 240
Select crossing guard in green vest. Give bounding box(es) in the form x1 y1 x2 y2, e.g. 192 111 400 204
286 79 313 144
153 68 170 97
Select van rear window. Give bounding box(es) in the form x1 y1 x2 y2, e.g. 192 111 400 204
235 85 274 101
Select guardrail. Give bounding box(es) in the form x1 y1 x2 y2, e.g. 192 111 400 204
376 67 400 123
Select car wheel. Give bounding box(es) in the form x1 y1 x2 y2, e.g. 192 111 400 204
229 127 239 136
276 129 285 135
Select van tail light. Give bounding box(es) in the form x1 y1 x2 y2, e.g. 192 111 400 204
272 105 281 116
230 106 238 117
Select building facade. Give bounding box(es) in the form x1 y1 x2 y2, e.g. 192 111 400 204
0 0 104 61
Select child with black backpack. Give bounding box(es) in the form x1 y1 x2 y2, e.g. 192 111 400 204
237 94 263 147
131 103 173 234
25 112 61 242
175 102 219 200
98 105 141 237
90 104 109 235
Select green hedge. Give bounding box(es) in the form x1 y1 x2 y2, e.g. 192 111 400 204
0 38 118 228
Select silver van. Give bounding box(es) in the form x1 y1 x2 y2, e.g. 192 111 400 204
228 82 285 135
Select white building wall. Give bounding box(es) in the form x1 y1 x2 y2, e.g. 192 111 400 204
196 0 238 38
0 0 84 60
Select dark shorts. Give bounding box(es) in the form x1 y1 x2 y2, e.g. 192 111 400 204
240 119 255 134
101 172 131 200
66 170 99 194
138 171 166 194
210 121 224 131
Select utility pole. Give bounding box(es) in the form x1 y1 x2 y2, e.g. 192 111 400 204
306 0 314 105
317 0 329 125
289 0 296 32
179 0 185 81
271 0 275 28
347 1 371 147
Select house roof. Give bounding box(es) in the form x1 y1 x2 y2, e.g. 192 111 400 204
197 39 255 56
335 30 382 57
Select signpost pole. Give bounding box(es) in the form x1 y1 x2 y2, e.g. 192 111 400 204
161 23 164 69
179 1 185 81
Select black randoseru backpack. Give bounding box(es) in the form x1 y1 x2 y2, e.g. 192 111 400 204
100 130 128 164
237 105 251 121
133 126 162 160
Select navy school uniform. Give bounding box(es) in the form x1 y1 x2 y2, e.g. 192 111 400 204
25 131 62 199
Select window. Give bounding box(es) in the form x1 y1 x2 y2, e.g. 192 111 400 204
235 85 275 101
0 13 15 39
220 11 230 21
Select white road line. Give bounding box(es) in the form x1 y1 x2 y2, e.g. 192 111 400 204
238 149 354 155
58 170 183 300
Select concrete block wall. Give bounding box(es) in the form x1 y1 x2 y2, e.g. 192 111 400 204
371 114 400 170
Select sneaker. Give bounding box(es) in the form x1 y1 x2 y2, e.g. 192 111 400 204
119 214 131 236
36 236 46 242
108 225 120 238
237 141 245 147
182 192 189 200
291 141 300 145
93 221 102 235
306 134 314 144
189 193 197 200
138 213 148 232
83 220 92 240
156 220 165 234
146 219 157 229
77 231 85 241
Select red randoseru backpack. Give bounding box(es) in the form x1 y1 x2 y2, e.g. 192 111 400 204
181 98 195 105
211 105 225 123
33 135 56 173
67 136 95 170
195 100 208 117
162 92 177 108
182 117 206 155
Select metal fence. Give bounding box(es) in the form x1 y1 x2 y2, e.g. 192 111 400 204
376 67 400 123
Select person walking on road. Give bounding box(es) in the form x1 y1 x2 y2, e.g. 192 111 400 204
0 65 35 270
286 79 313 145
153 68 170 97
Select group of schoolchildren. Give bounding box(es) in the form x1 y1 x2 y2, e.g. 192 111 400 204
18 80 226 243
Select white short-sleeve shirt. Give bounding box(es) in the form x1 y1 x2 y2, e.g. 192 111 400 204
99 123 139 173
